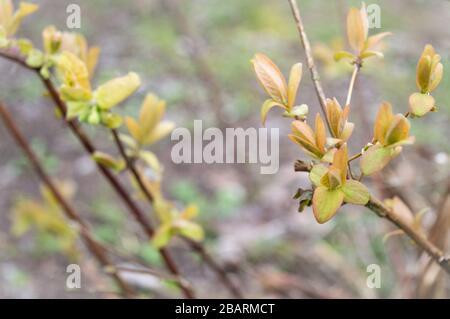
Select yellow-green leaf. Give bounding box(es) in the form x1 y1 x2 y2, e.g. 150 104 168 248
361 144 395 176
409 92 435 117
341 180 370 205
309 164 328 187
174 219 204 242
261 99 283 126
138 150 160 172
334 50 355 62
312 186 344 224
7 2 38 36
95 72 141 110
92 151 125 171
101 113 123 129
152 223 173 249
144 121 175 145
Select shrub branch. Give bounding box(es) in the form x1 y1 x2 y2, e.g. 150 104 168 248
287 0 450 275
0 49 195 299
0 101 135 297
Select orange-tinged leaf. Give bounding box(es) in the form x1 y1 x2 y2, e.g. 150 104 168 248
87 47 100 77
332 145 348 181
374 102 393 144
347 7 366 53
366 32 392 50
315 114 326 153
340 122 354 141
287 63 302 108
125 117 141 142
288 134 322 158
321 167 342 189
360 4 369 41
409 92 435 117
385 114 410 145
143 121 175 145
326 98 342 137
312 186 344 224
252 53 288 104
341 180 370 205
291 120 316 146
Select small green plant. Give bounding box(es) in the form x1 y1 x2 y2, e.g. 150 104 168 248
253 1 450 275
0 0 240 299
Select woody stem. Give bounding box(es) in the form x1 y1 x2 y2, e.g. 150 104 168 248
288 0 450 276
110 129 244 298
0 101 135 297
0 49 195 299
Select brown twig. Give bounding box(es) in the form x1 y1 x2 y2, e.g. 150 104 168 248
0 101 135 297
110 129 244 298
287 0 331 133
287 0 450 275
0 49 195 299
346 63 361 107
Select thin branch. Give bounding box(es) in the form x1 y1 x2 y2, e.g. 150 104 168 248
287 0 450 275
287 0 331 133
111 129 244 298
346 64 361 107
0 101 135 297
366 197 450 274
0 49 195 299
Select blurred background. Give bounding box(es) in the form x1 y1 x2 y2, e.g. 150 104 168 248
1 0 450 298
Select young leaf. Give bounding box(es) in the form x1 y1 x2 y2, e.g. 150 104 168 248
101 113 123 129
360 144 395 176
139 150 161 172
334 50 355 62
312 186 344 224
385 114 410 146
309 164 328 187
95 72 141 110
374 102 393 144
341 180 370 205
347 7 366 53
143 121 175 145
92 151 125 172
261 99 282 126
251 53 288 104
174 220 204 242
287 63 302 108
125 117 141 142
409 92 435 117
3 1 38 36
152 223 173 249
